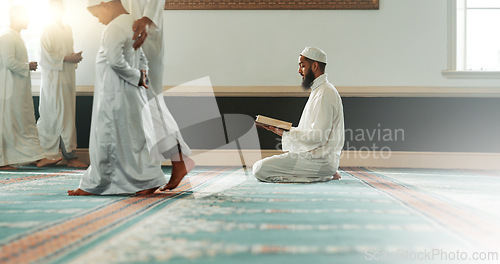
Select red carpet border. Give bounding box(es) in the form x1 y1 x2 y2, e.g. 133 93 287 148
0 167 237 264
344 167 500 250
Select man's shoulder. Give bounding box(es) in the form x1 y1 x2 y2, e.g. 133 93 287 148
42 23 71 36
318 82 340 98
0 29 7 40
104 15 135 39
312 83 341 109
112 14 134 26
107 14 134 31
0 27 12 38
0 29 19 44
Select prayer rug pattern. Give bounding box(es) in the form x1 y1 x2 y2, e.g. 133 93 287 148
1 166 499 264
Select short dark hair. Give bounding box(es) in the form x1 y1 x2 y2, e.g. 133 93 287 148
303 56 326 72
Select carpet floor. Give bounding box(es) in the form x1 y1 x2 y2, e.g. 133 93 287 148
1 166 499 264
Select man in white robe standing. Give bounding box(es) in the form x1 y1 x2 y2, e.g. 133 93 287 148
68 0 167 195
122 0 194 190
0 6 62 170
253 47 344 183
37 0 87 168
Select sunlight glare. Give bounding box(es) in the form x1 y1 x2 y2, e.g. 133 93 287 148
24 0 51 32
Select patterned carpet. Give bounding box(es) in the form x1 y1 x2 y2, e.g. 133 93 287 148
1 166 499 264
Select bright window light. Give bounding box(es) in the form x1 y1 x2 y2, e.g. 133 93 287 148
1 0 51 61
459 0 500 71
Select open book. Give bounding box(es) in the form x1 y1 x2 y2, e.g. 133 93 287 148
255 115 292 131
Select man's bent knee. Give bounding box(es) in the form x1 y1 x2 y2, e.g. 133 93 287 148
252 159 266 181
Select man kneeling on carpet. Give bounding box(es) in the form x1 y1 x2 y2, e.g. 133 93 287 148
253 47 344 183
68 0 192 196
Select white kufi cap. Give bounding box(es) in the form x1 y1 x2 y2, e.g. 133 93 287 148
300 47 327 64
87 0 114 8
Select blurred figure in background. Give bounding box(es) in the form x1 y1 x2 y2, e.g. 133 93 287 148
0 5 61 170
122 0 193 190
68 0 166 195
37 0 87 168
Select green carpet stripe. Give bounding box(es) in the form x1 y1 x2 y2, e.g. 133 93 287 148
359 167 500 234
0 168 228 243
2 169 213 260
0 167 238 264
0 170 83 186
345 167 500 249
52 167 241 264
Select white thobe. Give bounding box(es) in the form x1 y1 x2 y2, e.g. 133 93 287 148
0 28 45 166
37 23 77 156
121 0 163 95
253 74 345 183
78 15 166 194
122 0 191 159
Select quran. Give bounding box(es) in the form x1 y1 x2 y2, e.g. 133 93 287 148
255 115 292 131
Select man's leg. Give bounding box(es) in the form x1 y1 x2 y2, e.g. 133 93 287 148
159 144 195 191
253 153 335 183
36 158 62 167
67 189 94 196
0 165 18 170
60 137 87 168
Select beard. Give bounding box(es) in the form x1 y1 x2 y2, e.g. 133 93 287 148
301 70 316 90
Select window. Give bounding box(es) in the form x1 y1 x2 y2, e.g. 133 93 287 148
460 0 500 71
444 0 500 78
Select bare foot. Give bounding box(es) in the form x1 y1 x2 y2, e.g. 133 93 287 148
66 159 88 168
160 155 195 191
67 188 94 196
333 171 341 180
0 165 18 170
135 186 160 195
36 157 62 167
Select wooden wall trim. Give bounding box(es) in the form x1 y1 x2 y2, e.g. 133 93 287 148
31 85 500 98
164 0 379 10
74 149 500 170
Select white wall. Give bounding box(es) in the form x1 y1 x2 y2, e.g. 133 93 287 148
66 0 500 88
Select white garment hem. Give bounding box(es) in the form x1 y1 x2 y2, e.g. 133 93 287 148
1 154 46 167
